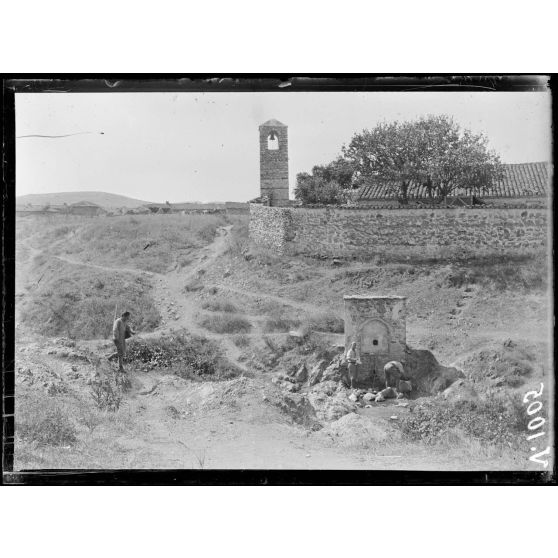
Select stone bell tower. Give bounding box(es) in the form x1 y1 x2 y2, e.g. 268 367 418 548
259 118 289 206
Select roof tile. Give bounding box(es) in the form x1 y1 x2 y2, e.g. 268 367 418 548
358 162 550 200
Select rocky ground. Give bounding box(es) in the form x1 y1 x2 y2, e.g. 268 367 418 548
14 329 541 471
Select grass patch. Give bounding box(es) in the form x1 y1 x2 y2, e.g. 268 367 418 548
17 395 77 447
19 257 160 339
263 316 301 333
300 310 344 334
197 314 252 334
445 256 547 290
224 215 249 256
201 298 238 313
26 213 228 273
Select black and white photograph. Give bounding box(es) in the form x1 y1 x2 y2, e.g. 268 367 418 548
3 77 555 477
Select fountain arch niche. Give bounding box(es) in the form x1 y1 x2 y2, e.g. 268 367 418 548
359 318 391 354
344 295 407 384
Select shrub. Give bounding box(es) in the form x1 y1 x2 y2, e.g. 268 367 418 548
398 392 527 448
184 279 204 292
445 256 547 290
233 334 250 348
89 375 124 412
198 314 252 334
126 331 240 379
300 311 344 334
78 408 104 433
295 175 349 205
18 403 77 447
264 316 300 333
53 225 73 238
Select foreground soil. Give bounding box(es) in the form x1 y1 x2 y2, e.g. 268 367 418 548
14 327 546 471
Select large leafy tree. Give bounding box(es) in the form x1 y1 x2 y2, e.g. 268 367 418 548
425 127 503 201
343 115 503 203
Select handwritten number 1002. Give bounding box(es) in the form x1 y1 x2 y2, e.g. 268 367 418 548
523 383 550 468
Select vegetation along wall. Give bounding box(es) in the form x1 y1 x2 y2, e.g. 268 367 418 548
249 203 549 258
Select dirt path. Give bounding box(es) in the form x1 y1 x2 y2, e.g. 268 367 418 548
52 254 161 278
207 284 322 314
141 225 253 369
22 225 326 366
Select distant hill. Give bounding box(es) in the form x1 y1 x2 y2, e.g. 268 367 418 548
16 191 154 210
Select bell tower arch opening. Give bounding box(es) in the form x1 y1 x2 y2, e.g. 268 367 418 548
267 131 279 150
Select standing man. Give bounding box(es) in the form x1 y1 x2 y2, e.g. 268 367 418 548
111 311 135 372
345 341 359 389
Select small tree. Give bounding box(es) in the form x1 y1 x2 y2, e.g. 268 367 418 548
294 156 354 205
295 173 348 205
311 157 355 189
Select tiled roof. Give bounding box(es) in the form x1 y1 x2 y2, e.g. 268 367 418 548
358 162 551 200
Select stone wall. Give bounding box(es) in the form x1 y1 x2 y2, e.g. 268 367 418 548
248 204 294 252
249 203 549 258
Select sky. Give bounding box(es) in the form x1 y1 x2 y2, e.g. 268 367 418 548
15 91 552 203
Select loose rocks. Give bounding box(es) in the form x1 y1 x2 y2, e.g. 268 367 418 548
276 393 321 430
376 387 397 401
308 391 356 422
308 360 329 386
294 364 308 383
321 354 348 383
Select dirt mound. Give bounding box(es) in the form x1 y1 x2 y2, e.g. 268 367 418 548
267 391 322 430
307 386 356 422
196 377 251 410
442 379 478 401
404 347 464 395
450 339 539 389
319 413 401 448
